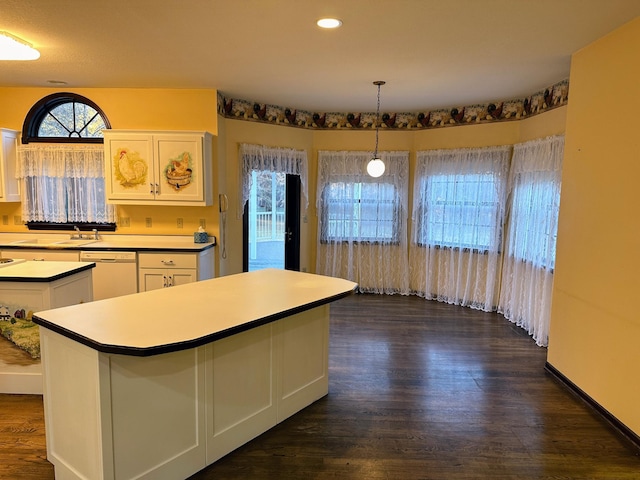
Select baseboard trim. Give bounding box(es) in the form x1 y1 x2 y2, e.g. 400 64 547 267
545 362 640 452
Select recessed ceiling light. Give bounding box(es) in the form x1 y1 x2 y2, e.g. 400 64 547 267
316 18 342 29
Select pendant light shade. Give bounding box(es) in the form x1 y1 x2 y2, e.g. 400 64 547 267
367 80 386 178
367 158 385 177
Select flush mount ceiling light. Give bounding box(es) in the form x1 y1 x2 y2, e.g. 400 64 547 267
367 80 386 178
0 31 40 60
316 18 342 29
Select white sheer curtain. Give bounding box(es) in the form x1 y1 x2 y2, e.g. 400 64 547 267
410 145 512 311
16 144 116 223
239 143 308 219
498 135 564 346
316 150 410 294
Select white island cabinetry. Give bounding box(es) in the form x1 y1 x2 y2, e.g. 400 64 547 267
103 130 213 206
34 269 356 480
0 261 93 394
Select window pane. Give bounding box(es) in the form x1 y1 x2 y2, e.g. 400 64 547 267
84 115 106 137
322 181 398 242
38 114 70 137
37 101 106 138
509 173 559 268
419 173 501 251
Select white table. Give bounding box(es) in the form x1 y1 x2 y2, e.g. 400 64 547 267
34 269 356 480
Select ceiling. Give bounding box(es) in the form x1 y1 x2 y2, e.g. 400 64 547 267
1 0 638 113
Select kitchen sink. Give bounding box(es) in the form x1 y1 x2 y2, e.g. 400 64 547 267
9 238 98 247
10 239 55 245
53 239 98 246
0 258 27 268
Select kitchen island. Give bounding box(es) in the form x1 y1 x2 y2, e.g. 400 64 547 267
33 269 356 480
0 259 94 394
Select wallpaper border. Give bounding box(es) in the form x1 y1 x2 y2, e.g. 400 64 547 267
217 79 568 131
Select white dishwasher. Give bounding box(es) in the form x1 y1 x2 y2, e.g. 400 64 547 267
80 251 138 301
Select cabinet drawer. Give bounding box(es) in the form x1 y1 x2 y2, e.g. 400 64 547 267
138 252 197 269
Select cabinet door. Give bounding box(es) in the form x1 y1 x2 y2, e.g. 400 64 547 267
138 268 168 292
168 269 197 287
154 134 205 203
139 268 196 291
104 133 155 202
0 128 20 203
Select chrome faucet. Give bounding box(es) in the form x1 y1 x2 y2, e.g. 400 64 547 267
92 228 100 240
71 225 82 239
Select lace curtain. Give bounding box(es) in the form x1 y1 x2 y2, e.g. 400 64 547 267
409 145 512 311
239 143 308 219
498 135 564 346
16 144 116 223
316 150 410 294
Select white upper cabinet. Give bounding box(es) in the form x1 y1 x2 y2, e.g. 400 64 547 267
103 130 213 206
0 128 21 203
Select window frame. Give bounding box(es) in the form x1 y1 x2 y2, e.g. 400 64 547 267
21 92 111 144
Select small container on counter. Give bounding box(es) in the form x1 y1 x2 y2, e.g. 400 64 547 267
194 226 208 243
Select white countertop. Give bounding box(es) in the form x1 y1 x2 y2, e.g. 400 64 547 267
33 269 357 356
0 233 215 252
0 260 95 282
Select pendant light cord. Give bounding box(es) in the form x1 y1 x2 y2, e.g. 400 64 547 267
373 80 384 158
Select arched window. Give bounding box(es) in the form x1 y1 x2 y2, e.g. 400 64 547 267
22 92 110 144
17 93 116 231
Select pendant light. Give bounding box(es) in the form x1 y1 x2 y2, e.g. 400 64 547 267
367 80 386 178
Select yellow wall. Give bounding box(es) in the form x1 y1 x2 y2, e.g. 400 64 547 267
547 18 640 435
0 87 220 242
218 119 314 275
0 85 566 279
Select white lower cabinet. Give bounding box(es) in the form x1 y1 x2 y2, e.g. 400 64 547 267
137 250 213 291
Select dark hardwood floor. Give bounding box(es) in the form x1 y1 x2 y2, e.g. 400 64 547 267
2 294 639 479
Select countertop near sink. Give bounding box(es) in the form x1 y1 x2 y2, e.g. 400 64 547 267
0 234 216 253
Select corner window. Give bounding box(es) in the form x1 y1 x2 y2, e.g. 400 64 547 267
22 92 110 144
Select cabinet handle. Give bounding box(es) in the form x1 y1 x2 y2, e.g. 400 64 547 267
167 275 173 287
155 183 160 195
163 275 168 288
150 183 154 195
161 260 175 266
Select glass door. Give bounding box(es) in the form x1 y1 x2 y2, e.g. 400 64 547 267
243 171 300 272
